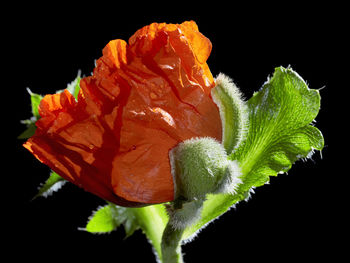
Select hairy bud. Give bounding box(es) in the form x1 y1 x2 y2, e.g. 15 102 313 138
170 137 241 201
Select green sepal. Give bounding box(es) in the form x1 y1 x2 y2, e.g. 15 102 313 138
211 73 248 153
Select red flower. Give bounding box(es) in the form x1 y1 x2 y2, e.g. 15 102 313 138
24 21 222 207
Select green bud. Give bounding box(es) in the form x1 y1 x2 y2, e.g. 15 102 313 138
169 137 241 201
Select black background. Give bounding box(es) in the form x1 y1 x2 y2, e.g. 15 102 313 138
6 3 345 262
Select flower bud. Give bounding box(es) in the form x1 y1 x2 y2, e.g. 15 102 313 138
169 137 241 201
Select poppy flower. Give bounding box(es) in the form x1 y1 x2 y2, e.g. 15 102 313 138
24 21 222 207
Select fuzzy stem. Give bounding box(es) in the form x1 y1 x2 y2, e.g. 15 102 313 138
161 220 185 263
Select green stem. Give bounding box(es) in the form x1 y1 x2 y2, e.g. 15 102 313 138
160 198 205 262
161 221 185 263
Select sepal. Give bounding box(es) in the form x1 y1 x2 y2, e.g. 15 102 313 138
212 73 248 154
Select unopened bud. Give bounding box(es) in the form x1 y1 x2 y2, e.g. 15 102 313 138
170 137 241 201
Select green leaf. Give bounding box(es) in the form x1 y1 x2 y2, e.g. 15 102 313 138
85 204 119 233
182 66 324 240
17 122 37 139
34 171 66 199
19 73 81 139
18 90 43 139
84 203 168 261
66 72 81 99
85 204 139 235
231 67 323 187
27 88 43 119
112 205 140 238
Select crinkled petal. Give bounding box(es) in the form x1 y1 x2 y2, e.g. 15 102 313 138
24 21 222 206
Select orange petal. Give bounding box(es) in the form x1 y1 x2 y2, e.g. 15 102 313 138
24 21 222 206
